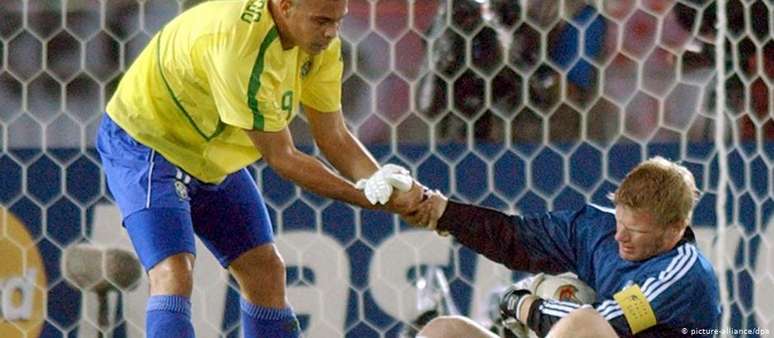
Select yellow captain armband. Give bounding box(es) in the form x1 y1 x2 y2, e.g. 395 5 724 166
613 284 658 334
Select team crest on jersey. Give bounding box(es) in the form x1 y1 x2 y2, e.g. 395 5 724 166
174 180 189 200
301 60 312 77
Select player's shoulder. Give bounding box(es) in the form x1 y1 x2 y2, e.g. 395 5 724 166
178 0 246 24
550 203 613 220
639 243 721 326
656 240 716 279
566 203 616 230
307 38 343 66
323 38 342 58
542 204 616 239
586 203 615 216
682 243 719 291
179 0 276 36
639 242 719 297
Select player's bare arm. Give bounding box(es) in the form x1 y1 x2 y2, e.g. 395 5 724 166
304 105 379 182
246 127 374 208
246 126 423 214
305 104 425 213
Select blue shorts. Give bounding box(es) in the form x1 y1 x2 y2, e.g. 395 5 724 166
96 114 274 270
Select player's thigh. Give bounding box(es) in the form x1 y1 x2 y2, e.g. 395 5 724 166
124 209 196 274
548 308 618 338
97 113 197 271
418 316 498 338
190 168 275 269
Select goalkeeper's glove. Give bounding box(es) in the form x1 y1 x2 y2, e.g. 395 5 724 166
499 273 545 338
355 164 413 205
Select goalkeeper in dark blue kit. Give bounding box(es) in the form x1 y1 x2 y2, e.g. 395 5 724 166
405 157 721 338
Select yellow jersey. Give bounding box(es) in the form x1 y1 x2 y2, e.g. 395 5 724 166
106 0 343 183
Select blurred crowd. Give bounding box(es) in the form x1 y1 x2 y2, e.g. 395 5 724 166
416 0 772 146
1 0 771 149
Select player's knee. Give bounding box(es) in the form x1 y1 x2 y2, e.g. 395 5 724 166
230 244 287 306
257 250 285 284
418 315 493 338
229 244 286 291
263 248 286 276
548 307 617 338
418 316 462 337
148 253 195 296
232 244 286 278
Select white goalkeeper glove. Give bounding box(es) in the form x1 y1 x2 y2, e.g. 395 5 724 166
500 273 596 338
355 164 414 205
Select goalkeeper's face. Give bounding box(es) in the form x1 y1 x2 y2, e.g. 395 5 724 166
614 206 681 261
283 0 346 55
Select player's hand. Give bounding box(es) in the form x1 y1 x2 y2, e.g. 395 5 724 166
402 189 448 230
499 274 544 337
385 180 425 215
499 287 532 337
355 164 413 205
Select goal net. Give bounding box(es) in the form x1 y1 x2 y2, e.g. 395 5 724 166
0 0 771 337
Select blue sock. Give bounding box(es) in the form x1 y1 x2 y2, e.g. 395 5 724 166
146 295 195 338
240 298 300 338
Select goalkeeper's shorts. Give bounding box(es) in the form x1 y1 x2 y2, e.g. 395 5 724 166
96 113 274 270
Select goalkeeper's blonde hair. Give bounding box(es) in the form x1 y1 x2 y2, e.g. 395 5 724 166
610 157 699 229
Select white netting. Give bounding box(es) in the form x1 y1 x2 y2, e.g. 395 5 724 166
0 0 772 337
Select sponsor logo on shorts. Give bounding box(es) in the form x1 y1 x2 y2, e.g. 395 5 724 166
174 180 189 200
174 169 191 200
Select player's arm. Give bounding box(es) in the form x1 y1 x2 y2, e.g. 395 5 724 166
503 295 680 338
435 201 535 271
246 127 421 213
247 127 374 208
303 105 423 211
425 197 575 274
304 105 377 181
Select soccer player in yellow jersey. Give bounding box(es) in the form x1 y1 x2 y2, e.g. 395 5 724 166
96 0 423 337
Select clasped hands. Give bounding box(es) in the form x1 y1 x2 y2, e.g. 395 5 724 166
355 164 447 230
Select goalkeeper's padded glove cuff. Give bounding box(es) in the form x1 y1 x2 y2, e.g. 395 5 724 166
499 288 532 323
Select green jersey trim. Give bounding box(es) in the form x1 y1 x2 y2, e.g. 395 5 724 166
247 25 279 131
